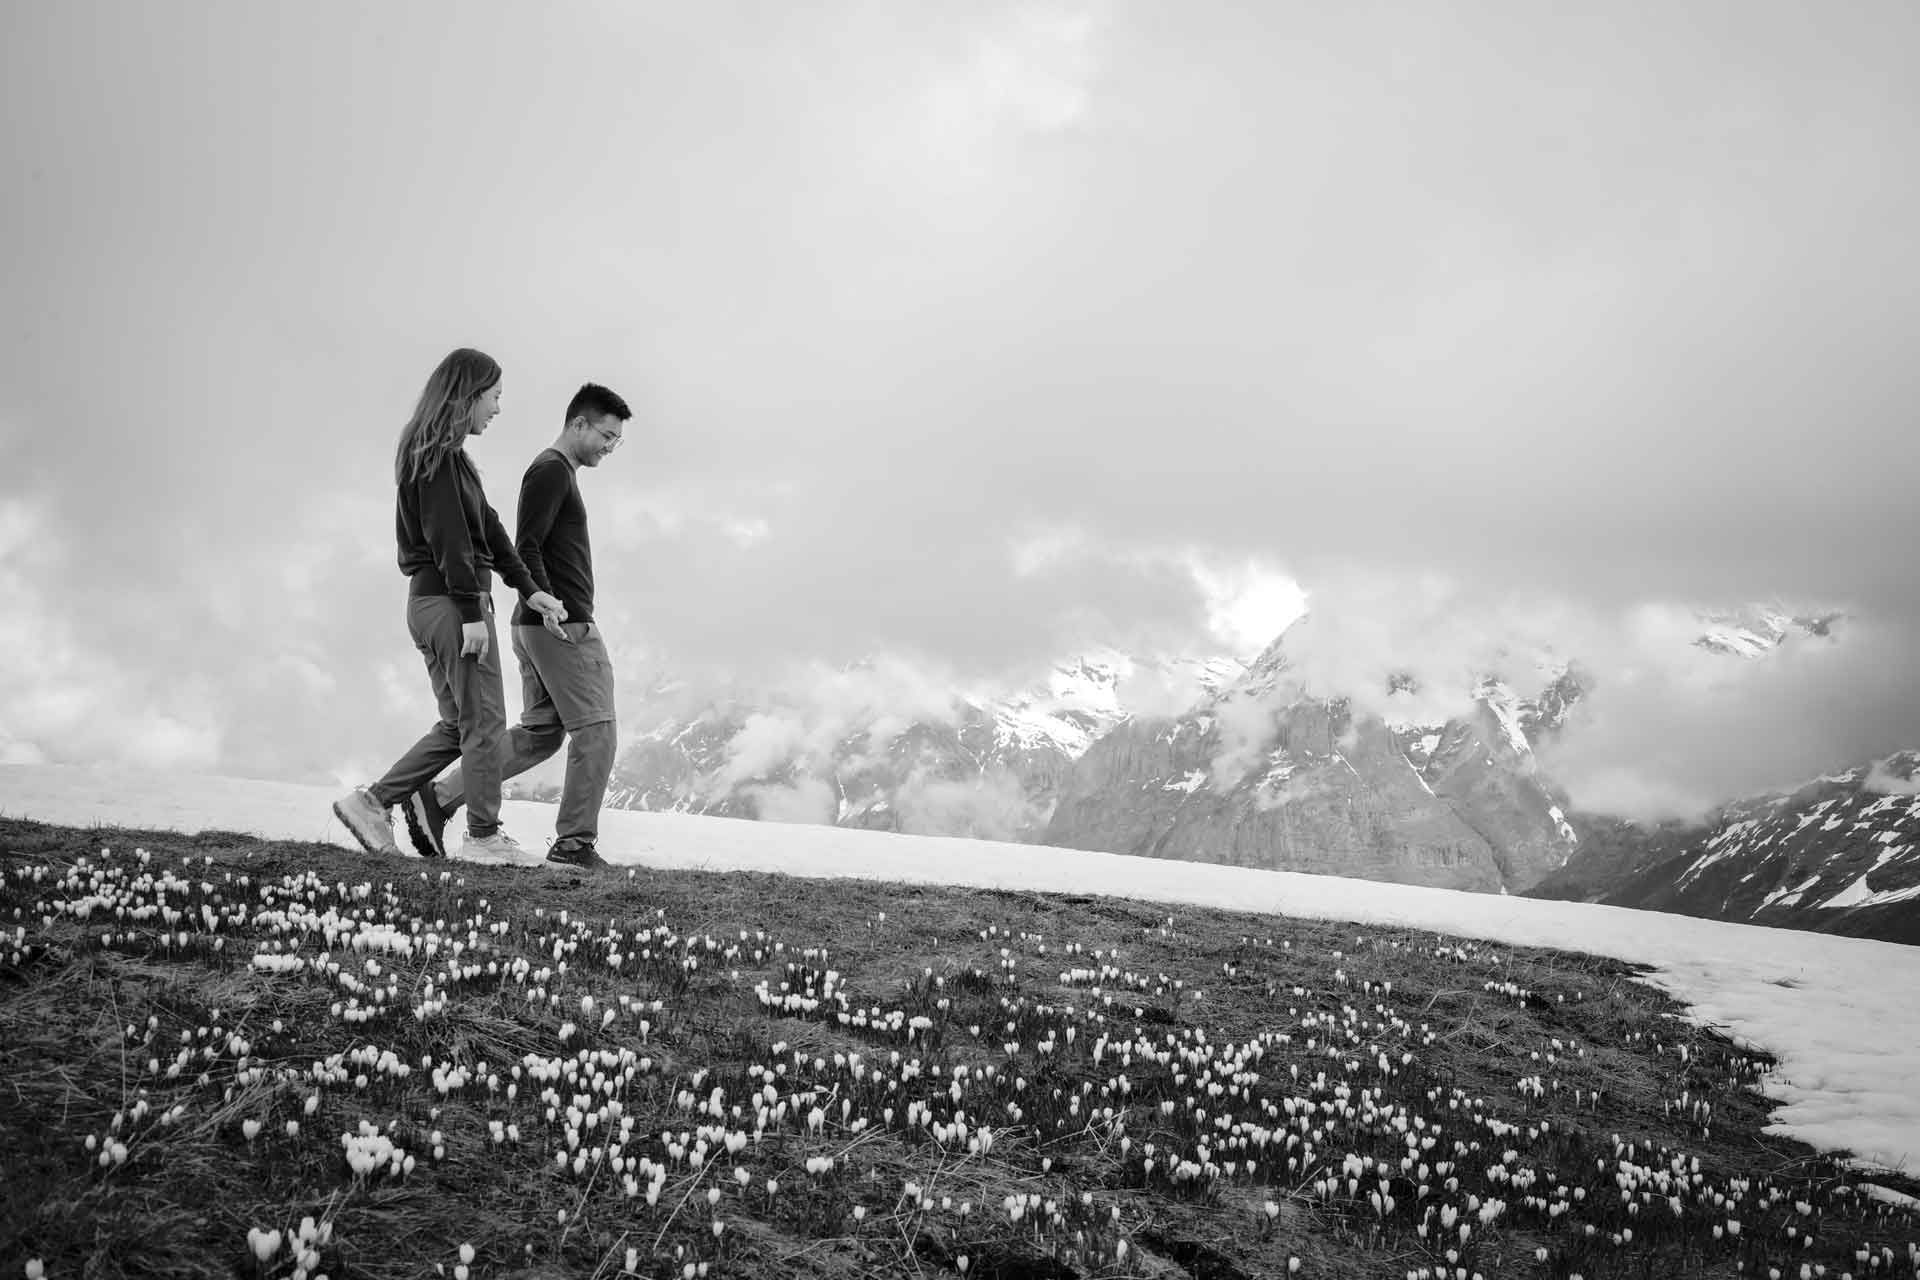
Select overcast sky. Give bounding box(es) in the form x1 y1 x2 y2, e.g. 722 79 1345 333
2 1 1916 818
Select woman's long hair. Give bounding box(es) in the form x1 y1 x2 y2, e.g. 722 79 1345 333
393 348 502 486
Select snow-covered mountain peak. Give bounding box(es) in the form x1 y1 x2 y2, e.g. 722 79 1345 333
599 646 1246 836
994 650 1248 754
1693 605 1844 658
1039 653 1128 708
1474 678 1535 758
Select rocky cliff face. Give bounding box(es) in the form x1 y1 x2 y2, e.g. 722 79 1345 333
1523 812 1707 903
1045 703 1511 890
1043 620 1580 893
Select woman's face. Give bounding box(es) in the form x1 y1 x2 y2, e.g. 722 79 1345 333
466 381 503 436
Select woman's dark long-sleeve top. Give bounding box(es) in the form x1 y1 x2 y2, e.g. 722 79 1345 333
394 449 539 623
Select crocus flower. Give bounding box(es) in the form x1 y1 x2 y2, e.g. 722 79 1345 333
247 1227 283 1263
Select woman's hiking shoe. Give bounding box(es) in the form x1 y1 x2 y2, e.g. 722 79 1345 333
547 836 610 870
402 784 450 859
460 828 526 860
332 787 401 856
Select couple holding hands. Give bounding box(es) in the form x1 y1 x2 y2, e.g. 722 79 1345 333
333 347 630 870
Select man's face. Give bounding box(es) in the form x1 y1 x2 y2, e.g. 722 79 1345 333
577 413 625 467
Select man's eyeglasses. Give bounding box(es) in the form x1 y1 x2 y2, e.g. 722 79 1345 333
591 423 624 450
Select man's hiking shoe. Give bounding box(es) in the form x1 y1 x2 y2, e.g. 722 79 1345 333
460 828 526 861
402 784 450 859
546 836 610 870
332 787 401 856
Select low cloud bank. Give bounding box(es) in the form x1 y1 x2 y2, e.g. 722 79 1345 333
1201 568 1916 824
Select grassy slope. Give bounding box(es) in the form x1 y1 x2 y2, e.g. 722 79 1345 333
3 816 1917 1280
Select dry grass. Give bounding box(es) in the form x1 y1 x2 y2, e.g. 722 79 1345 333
3 814 1917 1280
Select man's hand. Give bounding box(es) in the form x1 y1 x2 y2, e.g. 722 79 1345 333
460 619 490 660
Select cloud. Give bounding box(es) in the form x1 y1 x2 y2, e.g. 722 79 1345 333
0 738 47 766
711 713 813 792
1191 559 1309 658
1109 660 1228 722
0 480 551 787
599 490 782 557
5 2 1920 828
894 768 1040 841
746 777 838 826
903 0 1107 183
0 495 224 773
1179 564 1920 824
1535 768 1720 825
1010 527 1094 579
700 657 973 795
1251 770 1335 813
1242 570 1574 726
1539 611 1920 822
955 4 1104 135
812 659 967 730
1863 756 1920 797
1207 687 1279 790
699 608 1270 807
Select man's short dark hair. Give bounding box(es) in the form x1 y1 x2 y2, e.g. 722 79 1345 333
565 383 631 425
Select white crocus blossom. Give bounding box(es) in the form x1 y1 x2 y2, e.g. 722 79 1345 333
247 1227 283 1263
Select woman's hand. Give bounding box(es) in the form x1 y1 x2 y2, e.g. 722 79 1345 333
460 620 490 660
528 591 573 643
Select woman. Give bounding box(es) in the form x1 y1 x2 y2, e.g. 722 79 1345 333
332 347 566 859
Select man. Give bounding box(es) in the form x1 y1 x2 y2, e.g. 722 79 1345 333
401 382 629 869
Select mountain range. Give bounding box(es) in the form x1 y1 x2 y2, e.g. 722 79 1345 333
518 605 1917 943
1532 753 1920 944
540 655 1242 843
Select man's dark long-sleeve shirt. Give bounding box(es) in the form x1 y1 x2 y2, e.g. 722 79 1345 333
395 448 539 623
512 448 596 627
